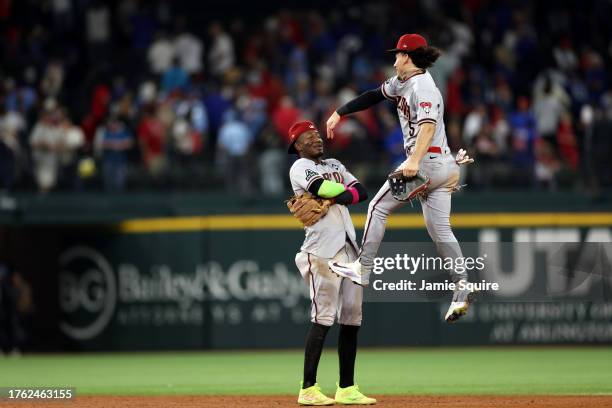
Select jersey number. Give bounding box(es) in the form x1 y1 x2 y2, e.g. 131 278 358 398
398 97 416 137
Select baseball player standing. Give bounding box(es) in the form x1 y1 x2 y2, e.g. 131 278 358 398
326 34 476 323
287 121 376 405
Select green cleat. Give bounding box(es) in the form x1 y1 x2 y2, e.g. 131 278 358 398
298 382 335 406
334 383 376 405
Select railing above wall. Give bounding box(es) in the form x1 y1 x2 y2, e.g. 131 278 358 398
1 191 611 225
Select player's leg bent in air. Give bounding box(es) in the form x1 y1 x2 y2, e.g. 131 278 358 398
325 33 476 322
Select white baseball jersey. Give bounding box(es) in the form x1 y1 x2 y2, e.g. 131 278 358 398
289 158 358 259
381 70 448 152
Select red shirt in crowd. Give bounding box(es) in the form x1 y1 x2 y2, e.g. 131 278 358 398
138 115 166 165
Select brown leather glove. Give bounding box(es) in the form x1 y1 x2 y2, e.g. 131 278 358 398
286 192 333 226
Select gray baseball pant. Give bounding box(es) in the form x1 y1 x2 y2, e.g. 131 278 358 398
359 152 468 283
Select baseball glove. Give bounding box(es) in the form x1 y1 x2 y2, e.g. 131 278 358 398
387 170 430 202
455 148 475 165
286 192 333 226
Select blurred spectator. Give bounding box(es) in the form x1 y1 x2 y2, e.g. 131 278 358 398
236 87 267 137
272 96 302 145
137 105 167 177
161 58 189 93
58 111 85 189
170 92 206 170
216 110 253 196
383 124 405 169
208 22 235 77
582 49 606 103
171 119 202 161
51 0 74 32
40 60 65 99
246 63 284 112
533 76 569 149
85 1 111 62
81 83 111 144
94 115 134 191
462 104 487 146
174 26 203 74
258 125 284 195
556 112 579 171
534 139 561 190
553 38 578 73
148 32 175 75
0 262 33 355
509 96 537 182
470 126 501 188
204 85 232 139
492 77 514 114
490 107 511 156
588 106 612 194
0 104 25 190
29 102 64 192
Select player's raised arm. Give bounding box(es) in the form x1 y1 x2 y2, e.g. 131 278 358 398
326 88 386 139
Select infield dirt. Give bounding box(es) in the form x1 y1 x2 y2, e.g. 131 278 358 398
2 395 612 407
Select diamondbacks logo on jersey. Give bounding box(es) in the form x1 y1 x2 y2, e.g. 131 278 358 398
322 172 343 183
305 169 318 181
420 101 432 114
398 96 410 118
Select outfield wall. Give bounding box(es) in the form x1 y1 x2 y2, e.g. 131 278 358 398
1 192 611 351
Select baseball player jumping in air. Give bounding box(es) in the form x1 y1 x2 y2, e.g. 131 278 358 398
326 34 476 323
286 121 376 405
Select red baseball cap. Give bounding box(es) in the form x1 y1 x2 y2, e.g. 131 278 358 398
288 120 318 154
387 33 428 53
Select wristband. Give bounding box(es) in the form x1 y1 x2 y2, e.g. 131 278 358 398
347 186 359 204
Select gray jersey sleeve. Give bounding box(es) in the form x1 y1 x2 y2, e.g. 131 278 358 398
381 76 399 102
411 89 440 126
289 159 323 193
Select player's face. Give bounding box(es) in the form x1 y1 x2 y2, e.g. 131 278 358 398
297 130 324 158
394 52 409 78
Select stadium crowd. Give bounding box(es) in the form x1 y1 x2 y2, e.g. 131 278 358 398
0 0 610 195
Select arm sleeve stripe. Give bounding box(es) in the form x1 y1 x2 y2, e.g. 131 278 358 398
347 180 358 188
381 84 395 101
417 119 437 125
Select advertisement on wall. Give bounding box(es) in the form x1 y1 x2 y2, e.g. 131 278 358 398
6 224 609 350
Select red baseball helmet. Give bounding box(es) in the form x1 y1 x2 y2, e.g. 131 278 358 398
287 120 318 154
387 34 428 53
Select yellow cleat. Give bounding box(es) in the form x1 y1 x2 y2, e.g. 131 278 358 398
298 382 335 406
334 383 376 405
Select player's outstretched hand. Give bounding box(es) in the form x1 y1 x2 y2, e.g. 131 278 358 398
455 148 475 165
326 111 340 139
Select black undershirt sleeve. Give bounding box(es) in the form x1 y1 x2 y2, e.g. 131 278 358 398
336 88 386 116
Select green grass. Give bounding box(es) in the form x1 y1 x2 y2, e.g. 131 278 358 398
1 348 611 395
